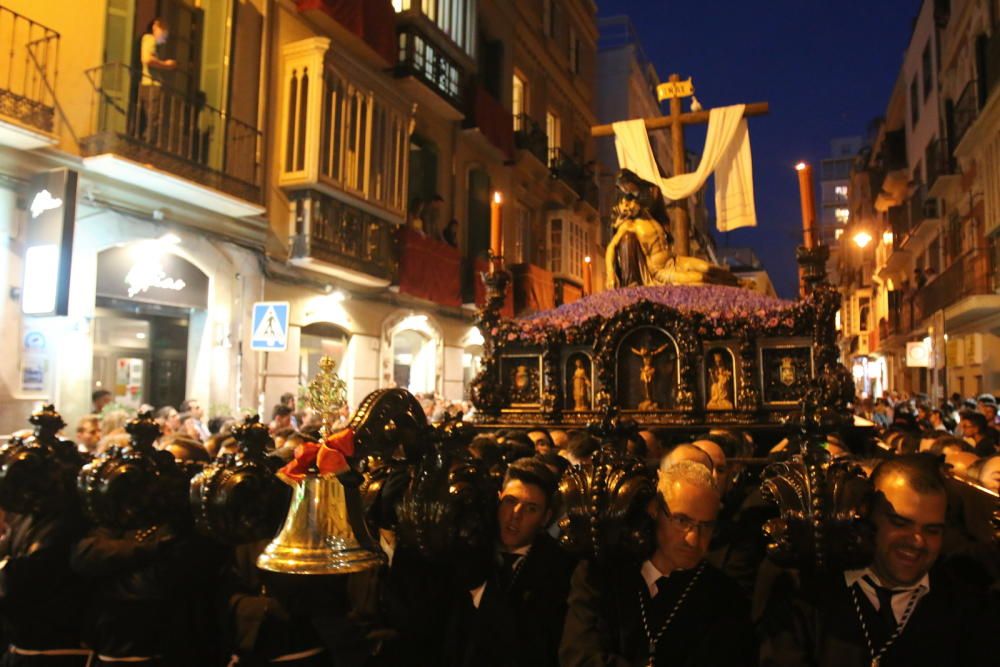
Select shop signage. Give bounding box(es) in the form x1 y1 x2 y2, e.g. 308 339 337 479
251 301 289 351
96 245 208 310
906 340 930 368
22 169 77 316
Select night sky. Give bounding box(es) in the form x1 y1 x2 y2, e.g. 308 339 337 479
597 0 920 298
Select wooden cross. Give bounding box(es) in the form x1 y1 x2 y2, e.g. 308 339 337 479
591 74 769 257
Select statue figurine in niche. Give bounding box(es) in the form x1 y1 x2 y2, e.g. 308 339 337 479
510 363 539 404
630 342 670 410
571 358 592 411
604 169 740 288
706 349 735 410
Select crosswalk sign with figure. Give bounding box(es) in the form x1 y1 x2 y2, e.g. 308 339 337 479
251 301 290 351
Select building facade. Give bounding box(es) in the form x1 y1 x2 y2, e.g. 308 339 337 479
837 0 1000 401
0 0 603 433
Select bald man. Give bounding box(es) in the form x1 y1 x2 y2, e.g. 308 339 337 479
660 443 714 476
758 454 998 666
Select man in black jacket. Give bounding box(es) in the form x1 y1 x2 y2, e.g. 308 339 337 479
758 454 999 666
444 457 576 667
560 459 754 667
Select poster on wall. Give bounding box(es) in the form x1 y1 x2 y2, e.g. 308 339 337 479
20 330 48 393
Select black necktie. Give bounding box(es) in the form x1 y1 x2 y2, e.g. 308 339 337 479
863 576 898 632
653 576 670 598
500 552 523 590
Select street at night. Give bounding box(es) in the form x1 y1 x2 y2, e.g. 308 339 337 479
0 1 996 665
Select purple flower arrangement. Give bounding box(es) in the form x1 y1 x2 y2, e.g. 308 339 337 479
495 285 810 346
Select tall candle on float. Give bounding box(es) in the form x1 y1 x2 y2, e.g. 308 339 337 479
795 162 817 249
583 255 592 295
490 191 503 265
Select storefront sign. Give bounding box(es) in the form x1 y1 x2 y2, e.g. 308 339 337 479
22 169 76 316
96 245 208 310
906 340 930 368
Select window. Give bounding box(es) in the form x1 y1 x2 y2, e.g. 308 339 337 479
858 297 870 333
546 110 561 162
543 0 555 37
513 204 532 264
547 215 588 278
922 42 933 99
835 207 850 224
835 228 844 240
512 73 526 131
394 0 475 57
834 185 848 200
315 65 409 214
569 27 579 73
910 76 920 126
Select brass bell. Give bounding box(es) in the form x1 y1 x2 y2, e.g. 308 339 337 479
256 471 384 574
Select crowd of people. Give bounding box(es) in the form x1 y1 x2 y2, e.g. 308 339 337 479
0 400 997 665
855 390 1000 493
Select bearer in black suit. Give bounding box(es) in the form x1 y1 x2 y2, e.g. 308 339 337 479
445 457 576 667
560 459 754 667
757 454 999 666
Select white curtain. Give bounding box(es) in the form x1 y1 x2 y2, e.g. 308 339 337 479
613 104 757 233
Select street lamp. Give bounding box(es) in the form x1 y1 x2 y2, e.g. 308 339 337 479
853 230 873 248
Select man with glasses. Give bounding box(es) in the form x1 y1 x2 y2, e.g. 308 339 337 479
561 460 753 666
758 454 998 666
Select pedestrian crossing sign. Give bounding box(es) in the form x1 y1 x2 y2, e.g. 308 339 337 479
251 301 290 351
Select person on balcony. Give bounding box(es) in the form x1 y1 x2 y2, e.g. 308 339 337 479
139 18 176 146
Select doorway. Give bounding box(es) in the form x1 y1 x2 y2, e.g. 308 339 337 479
91 301 190 411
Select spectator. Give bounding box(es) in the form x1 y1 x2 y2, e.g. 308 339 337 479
179 398 210 441
154 406 181 436
527 429 555 456
271 405 293 434
423 194 445 240
407 196 425 235
92 389 113 414
442 219 459 247
927 408 949 432
75 415 102 455
561 430 598 466
976 393 1000 426
959 410 998 457
101 409 131 438
280 392 301 429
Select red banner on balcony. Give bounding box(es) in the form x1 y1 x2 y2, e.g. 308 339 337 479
396 228 461 306
511 263 555 315
473 258 515 318
295 0 397 66
469 86 514 159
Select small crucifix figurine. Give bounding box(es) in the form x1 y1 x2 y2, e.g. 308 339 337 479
591 74 769 258
630 342 670 410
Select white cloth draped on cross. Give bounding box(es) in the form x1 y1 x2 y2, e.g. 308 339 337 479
612 104 758 232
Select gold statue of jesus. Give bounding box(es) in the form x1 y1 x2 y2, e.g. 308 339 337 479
630 342 670 410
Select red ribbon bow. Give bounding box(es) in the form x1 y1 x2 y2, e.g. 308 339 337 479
277 428 355 484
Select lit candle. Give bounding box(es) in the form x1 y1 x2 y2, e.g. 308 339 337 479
583 255 592 295
490 191 503 261
795 162 817 249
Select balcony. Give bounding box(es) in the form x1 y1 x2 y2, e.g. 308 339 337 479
395 227 461 306
901 184 942 249
294 0 397 66
514 113 548 165
953 79 979 148
395 24 465 119
511 262 555 315
289 189 396 287
462 84 513 159
0 6 58 149
549 147 597 208
913 249 993 327
926 137 960 199
80 63 262 216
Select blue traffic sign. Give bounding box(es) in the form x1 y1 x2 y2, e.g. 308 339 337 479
251 301 290 351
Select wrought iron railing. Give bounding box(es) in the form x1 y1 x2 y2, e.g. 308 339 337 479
396 25 463 109
0 5 58 133
514 113 548 163
953 79 979 146
549 147 595 204
926 137 956 187
81 62 261 204
914 249 991 322
290 189 395 280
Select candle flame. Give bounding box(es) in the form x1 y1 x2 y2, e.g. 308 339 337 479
493 191 502 204
795 162 808 171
